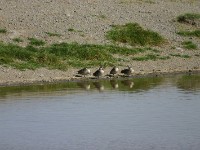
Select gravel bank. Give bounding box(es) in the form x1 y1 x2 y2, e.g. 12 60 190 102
0 0 200 86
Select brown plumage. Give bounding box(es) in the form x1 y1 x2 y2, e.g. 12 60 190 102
78 68 91 77
93 67 104 78
110 66 119 76
121 66 134 76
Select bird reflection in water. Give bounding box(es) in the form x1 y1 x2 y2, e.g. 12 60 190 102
121 80 134 88
110 80 119 89
93 82 104 91
77 82 91 90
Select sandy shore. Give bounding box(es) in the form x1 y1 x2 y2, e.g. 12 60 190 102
0 0 200 86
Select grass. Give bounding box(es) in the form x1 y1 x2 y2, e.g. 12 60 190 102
119 0 155 4
176 13 200 38
170 53 191 58
45 32 61 37
68 28 76 32
99 15 106 19
106 23 164 46
68 28 83 33
177 13 200 23
177 30 200 38
105 46 160 55
182 41 197 50
0 41 161 70
0 28 7 33
12 38 23 43
0 43 66 70
28 38 46 46
132 54 170 61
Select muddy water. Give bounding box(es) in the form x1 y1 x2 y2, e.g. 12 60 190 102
0 74 200 150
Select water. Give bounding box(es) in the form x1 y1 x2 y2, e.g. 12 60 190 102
0 74 200 150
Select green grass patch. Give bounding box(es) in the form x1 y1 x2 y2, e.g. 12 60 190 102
68 28 83 33
177 13 200 23
45 32 61 37
12 38 23 43
0 43 66 70
182 41 197 50
159 56 171 60
0 28 7 33
68 28 76 32
28 38 46 46
170 53 191 58
106 23 164 46
106 46 159 55
132 54 169 61
177 30 200 38
0 41 162 70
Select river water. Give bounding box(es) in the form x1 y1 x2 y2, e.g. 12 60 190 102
0 74 200 150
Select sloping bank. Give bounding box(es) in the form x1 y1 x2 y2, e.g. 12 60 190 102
0 22 200 86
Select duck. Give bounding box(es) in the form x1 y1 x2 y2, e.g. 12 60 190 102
121 66 134 76
93 67 104 78
110 66 119 76
77 68 91 77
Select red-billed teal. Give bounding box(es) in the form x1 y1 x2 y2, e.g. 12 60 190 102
121 66 134 76
77 68 91 77
110 66 119 76
93 67 104 78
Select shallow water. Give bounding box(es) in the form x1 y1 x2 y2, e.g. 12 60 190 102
0 74 200 150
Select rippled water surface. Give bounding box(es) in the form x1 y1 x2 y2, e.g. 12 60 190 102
0 74 200 150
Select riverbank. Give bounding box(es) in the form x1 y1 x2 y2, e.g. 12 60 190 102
0 64 200 87
0 0 200 86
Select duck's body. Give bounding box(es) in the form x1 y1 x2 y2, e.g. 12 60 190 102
110 66 119 76
78 68 91 77
121 66 134 76
93 67 104 78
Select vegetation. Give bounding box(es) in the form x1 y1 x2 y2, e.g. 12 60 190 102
177 30 200 38
170 53 191 58
176 13 200 38
68 28 76 32
0 43 66 70
0 28 7 33
177 13 200 24
12 38 23 43
132 54 170 61
0 41 162 70
0 23 166 70
28 38 46 46
182 41 197 50
119 0 155 4
106 23 164 46
45 32 61 37
0 21 194 71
